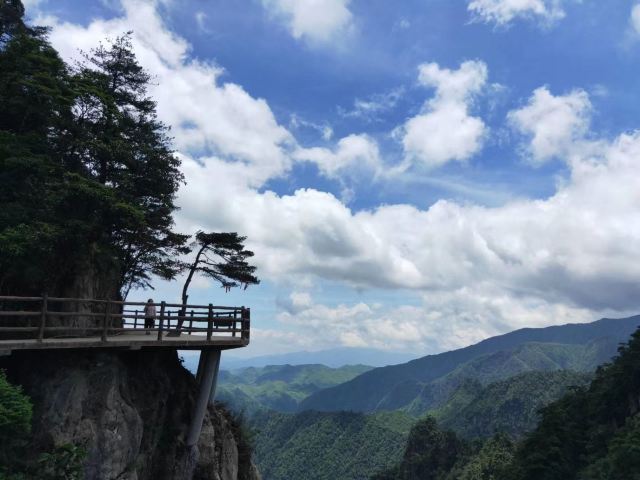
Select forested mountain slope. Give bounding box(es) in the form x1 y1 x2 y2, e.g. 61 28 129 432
252 369 591 480
371 326 640 480
398 340 609 416
300 316 639 412
216 364 372 413
252 410 414 480
436 370 592 439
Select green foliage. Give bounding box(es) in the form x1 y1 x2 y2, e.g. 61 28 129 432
509 327 640 479
0 370 85 479
435 370 592 439
0 4 187 297
218 364 373 413
372 417 464 480
180 231 260 316
35 444 86 480
453 434 515 480
0 370 32 472
252 410 413 480
580 415 640 480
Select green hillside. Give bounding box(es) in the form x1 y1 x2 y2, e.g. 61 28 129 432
217 364 372 413
400 341 605 416
435 370 592 439
252 410 414 480
250 369 592 480
371 326 640 480
300 316 638 412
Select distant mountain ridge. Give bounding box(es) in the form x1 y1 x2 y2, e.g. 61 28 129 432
220 347 420 369
300 316 640 413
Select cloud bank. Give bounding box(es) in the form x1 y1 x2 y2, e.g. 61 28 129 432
40 0 640 355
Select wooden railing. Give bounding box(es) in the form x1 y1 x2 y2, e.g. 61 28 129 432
0 296 250 345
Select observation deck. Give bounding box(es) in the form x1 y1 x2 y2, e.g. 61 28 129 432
0 295 250 354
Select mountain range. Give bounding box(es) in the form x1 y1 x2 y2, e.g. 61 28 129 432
299 316 640 413
219 347 420 369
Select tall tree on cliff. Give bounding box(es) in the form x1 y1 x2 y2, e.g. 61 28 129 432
70 34 189 298
0 0 76 295
175 232 259 331
0 1 188 299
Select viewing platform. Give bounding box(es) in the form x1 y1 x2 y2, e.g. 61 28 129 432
0 295 250 354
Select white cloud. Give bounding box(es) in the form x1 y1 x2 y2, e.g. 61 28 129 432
294 134 382 178
631 3 640 34
41 1 640 354
468 0 567 26
261 0 353 43
42 0 295 187
42 0 377 188
177 123 640 319
339 87 404 122
400 61 488 169
274 289 597 353
508 86 592 165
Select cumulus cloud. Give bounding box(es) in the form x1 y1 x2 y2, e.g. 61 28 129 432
274 289 596 353
261 0 353 43
41 1 640 354
42 0 378 187
293 134 382 178
508 86 592 165
468 0 567 26
400 61 488 169
177 123 640 317
42 0 295 187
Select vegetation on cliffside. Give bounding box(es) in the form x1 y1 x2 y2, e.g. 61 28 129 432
0 370 85 479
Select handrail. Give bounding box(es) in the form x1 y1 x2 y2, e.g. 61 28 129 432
0 295 251 346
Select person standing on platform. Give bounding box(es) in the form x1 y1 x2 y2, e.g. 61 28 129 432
144 299 156 335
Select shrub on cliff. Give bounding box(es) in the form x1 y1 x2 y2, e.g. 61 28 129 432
0 369 32 474
0 370 84 479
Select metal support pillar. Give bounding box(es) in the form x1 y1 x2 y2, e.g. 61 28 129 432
186 348 221 447
195 351 206 385
208 350 222 406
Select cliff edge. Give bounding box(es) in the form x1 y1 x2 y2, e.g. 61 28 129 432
1 349 260 480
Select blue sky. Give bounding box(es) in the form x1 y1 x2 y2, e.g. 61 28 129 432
28 0 640 357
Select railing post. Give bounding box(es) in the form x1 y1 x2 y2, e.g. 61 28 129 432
206 303 213 341
101 300 110 342
134 310 138 329
157 301 165 341
189 310 194 335
233 307 242 337
167 311 172 330
38 293 47 342
242 307 250 342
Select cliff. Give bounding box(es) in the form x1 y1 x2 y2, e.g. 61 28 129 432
0 349 260 480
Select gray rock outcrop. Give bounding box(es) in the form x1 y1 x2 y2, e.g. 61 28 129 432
1 349 260 480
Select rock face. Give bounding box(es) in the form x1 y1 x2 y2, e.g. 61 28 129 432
1 349 260 480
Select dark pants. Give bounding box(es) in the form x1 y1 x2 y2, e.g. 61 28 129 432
145 317 155 329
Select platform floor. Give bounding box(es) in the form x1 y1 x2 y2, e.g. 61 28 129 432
0 331 247 353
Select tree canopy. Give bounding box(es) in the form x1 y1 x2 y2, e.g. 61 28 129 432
0 2 188 298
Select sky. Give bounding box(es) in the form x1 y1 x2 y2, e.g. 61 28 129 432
24 0 640 357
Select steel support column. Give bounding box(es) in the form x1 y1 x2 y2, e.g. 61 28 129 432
208 349 222 406
186 348 221 447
